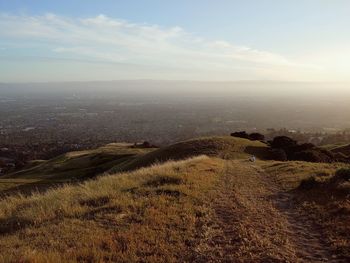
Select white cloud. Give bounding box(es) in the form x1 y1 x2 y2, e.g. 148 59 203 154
0 13 326 81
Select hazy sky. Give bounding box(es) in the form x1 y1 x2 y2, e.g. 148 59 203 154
1 0 350 82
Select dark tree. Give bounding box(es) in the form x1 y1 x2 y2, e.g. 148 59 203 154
249 133 265 141
230 131 250 139
270 136 297 149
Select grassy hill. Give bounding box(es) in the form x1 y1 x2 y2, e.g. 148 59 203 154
0 156 349 261
114 136 269 172
0 136 349 262
4 143 155 180
0 136 265 195
0 156 224 262
0 143 155 194
329 144 350 156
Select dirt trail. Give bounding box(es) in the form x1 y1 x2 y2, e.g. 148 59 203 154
195 160 343 262
260 166 342 263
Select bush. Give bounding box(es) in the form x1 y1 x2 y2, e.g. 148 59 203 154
230 131 250 139
292 149 333 163
142 141 151 148
332 169 350 184
298 176 319 190
290 143 315 152
132 141 158 148
144 175 183 187
249 133 265 141
270 136 297 149
230 131 265 141
268 148 288 161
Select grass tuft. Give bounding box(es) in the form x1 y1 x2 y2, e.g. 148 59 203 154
0 155 224 262
143 175 184 187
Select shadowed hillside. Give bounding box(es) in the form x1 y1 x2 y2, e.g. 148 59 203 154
0 143 156 194
331 144 350 157
0 137 267 196
115 136 269 172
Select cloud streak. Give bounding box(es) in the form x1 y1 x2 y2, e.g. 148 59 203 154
0 13 324 81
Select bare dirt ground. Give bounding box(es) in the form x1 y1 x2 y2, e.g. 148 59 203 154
195 160 345 262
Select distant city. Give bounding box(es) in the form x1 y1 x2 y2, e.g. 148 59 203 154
1 81 350 174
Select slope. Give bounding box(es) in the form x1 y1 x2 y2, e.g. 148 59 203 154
0 154 349 262
196 160 349 262
0 156 224 262
330 144 350 157
0 143 156 194
115 136 269 172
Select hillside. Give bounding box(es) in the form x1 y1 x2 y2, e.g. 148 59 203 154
0 156 224 262
330 144 350 157
0 143 155 194
115 136 269 172
0 136 349 262
0 136 267 196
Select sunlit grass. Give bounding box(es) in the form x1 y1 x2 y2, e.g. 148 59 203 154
261 160 349 189
0 155 224 262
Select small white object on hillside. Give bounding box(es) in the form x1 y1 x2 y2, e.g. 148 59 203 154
249 156 256 162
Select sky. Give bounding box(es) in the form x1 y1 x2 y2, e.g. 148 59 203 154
1 0 350 82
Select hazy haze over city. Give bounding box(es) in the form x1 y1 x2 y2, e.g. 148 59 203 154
1 1 350 153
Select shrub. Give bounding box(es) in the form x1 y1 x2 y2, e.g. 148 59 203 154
298 176 319 190
292 149 333 163
230 131 250 139
132 141 158 148
290 143 315 152
332 168 350 184
268 149 288 161
270 136 297 149
249 133 265 141
230 131 265 141
143 175 183 187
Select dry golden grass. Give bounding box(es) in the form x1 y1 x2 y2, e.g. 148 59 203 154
293 176 350 259
0 143 156 196
294 189 350 259
0 137 264 196
195 160 300 262
261 160 349 189
4 143 155 180
120 136 269 171
190 159 350 261
0 179 41 192
261 160 350 260
0 156 224 262
1 142 349 262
